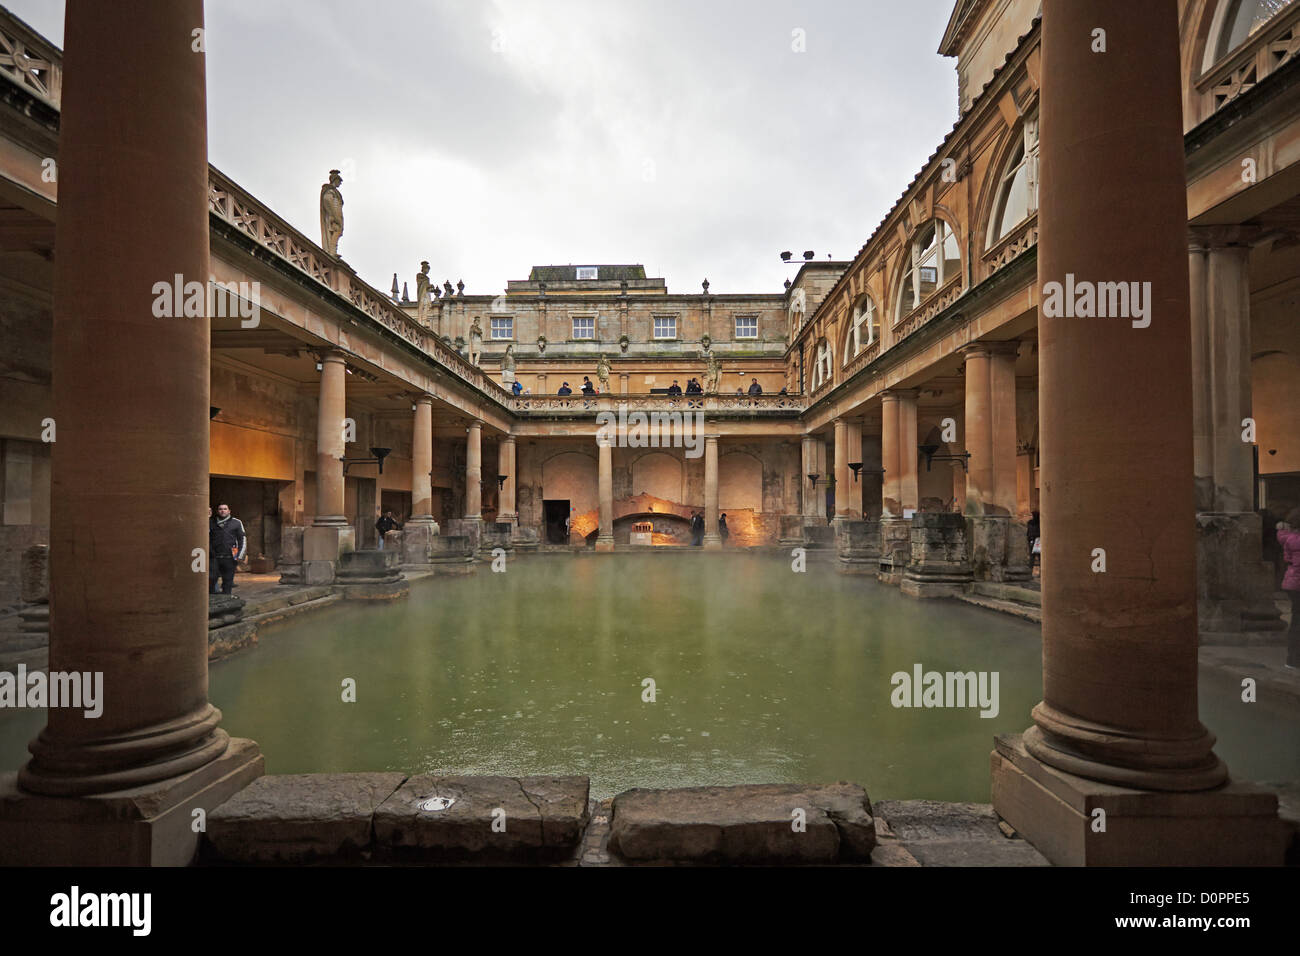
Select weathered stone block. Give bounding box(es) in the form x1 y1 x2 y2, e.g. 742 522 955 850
336 548 408 601
205 772 406 863
901 513 972 598
19 545 48 604
837 519 880 574
373 774 589 860
608 782 875 864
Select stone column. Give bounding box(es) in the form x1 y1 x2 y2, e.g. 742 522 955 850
703 434 721 549
833 419 863 523
3 0 260 861
596 434 614 551
303 350 353 584
991 0 1281 866
313 352 348 526
880 389 918 517
962 342 1024 579
1189 228 1278 640
801 435 820 519
498 436 517 525
465 419 482 520
409 395 435 525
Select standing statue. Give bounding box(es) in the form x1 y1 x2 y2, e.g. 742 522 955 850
416 261 431 327
319 169 344 257
704 351 722 395
468 317 484 367
596 354 610 393
501 343 516 384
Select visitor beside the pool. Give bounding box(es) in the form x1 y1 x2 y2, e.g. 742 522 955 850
557 381 572 395
719 512 729 543
209 503 246 596
376 510 402 550
690 511 704 546
1027 510 1041 577
1276 508 1300 668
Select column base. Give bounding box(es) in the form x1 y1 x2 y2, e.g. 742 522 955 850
703 533 722 551
594 534 615 552
303 525 355 586
991 733 1285 866
0 737 264 866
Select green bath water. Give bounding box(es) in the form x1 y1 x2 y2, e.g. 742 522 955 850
2 553 1296 801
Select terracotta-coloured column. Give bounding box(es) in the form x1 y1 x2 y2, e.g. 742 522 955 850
1025 0 1224 791
833 419 849 525
313 351 348 527
1207 239 1255 513
19 0 236 797
498 436 517 525
801 435 820 518
703 435 721 549
465 419 482 520
880 389 918 516
596 435 614 550
964 343 1020 516
409 395 434 525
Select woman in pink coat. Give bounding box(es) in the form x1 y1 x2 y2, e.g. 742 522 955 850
1276 508 1300 668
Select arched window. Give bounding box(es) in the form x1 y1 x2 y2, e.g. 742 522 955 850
812 338 834 391
845 295 878 361
990 114 1039 243
1212 0 1297 62
897 220 960 319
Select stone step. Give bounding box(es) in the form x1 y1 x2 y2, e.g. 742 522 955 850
873 800 1051 867
608 782 876 864
955 592 1042 623
971 581 1042 606
241 592 340 630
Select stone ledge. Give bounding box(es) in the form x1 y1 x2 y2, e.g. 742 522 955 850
874 799 1050 867
204 772 407 863
607 782 876 864
372 774 590 861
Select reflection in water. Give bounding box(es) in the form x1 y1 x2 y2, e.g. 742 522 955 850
1 554 1296 801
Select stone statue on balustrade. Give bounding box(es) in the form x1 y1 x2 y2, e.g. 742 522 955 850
704 350 722 395
467 317 484 367
319 169 344 257
416 261 432 327
596 354 610 393
501 344 516 384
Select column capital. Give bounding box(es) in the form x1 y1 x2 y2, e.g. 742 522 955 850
413 392 434 407
1188 225 1262 251
312 348 347 365
501 433 516 445
959 340 1020 361
880 387 919 403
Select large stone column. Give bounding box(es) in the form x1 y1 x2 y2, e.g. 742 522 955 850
962 342 1025 580
595 434 614 551
465 419 482 521
1 0 261 863
879 389 918 583
703 434 721 549
861 432 883 519
401 394 437 568
498 436 517 526
1189 228 1279 641
303 350 353 584
832 419 862 525
409 395 435 524
991 0 1281 866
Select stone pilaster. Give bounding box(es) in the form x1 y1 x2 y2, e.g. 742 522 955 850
596 435 614 551
879 389 918 583
303 350 354 585
703 434 721 549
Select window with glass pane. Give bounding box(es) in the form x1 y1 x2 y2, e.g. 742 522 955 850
572 316 594 339
994 116 1039 241
851 297 876 355
653 316 676 339
490 316 513 340
735 314 758 338
898 220 961 319
1217 0 1297 61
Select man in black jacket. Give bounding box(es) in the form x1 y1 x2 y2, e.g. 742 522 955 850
209 503 246 595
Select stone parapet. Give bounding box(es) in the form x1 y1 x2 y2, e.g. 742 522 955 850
335 549 408 601
837 519 881 574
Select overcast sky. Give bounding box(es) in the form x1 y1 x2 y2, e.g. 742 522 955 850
12 0 959 296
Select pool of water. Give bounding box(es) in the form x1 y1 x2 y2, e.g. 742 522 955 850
2 553 1296 801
